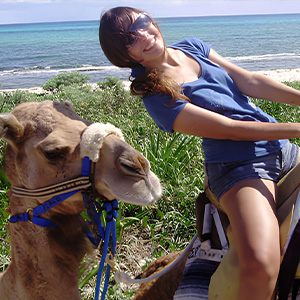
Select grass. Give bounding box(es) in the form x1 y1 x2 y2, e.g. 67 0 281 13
0 74 300 298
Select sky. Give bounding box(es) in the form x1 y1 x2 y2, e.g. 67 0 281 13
0 0 300 25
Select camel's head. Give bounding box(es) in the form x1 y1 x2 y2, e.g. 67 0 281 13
0 100 162 214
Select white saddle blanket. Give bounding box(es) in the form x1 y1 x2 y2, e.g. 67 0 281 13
174 237 219 300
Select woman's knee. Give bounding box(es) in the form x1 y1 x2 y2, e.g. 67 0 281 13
240 241 280 283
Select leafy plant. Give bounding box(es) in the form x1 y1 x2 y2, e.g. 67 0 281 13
42 71 90 92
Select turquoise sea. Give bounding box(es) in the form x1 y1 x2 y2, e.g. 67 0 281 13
0 13 300 89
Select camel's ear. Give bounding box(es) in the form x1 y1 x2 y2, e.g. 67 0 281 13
0 113 25 147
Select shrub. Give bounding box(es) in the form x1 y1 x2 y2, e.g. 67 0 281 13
42 71 90 92
97 77 123 89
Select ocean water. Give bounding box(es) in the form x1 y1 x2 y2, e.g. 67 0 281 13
0 13 299 90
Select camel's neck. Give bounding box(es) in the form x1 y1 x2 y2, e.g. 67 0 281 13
0 197 90 300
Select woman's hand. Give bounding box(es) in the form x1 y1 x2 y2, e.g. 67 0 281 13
208 49 300 106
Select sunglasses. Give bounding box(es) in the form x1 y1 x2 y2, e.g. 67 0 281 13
125 13 152 49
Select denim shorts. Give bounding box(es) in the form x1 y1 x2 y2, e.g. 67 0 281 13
204 142 299 200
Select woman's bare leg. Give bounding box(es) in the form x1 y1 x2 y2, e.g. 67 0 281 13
220 178 280 300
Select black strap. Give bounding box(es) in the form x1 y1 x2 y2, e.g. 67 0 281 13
292 279 300 300
278 220 300 300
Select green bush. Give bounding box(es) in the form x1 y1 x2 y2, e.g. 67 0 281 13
42 71 90 92
97 77 123 89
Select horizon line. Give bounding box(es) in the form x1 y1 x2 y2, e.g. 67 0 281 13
1 12 299 26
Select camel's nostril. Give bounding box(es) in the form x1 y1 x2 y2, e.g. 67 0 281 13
138 155 150 173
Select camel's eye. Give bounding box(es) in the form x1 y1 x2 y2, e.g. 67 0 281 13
120 163 139 174
44 150 59 161
42 147 70 162
118 157 145 176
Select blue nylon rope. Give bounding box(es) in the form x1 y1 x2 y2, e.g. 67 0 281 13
94 199 118 300
102 216 117 300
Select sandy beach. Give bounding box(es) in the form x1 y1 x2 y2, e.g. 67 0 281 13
1 68 300 94
255 68 300 83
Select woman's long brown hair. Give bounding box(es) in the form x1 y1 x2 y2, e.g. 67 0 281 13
130 69 190 105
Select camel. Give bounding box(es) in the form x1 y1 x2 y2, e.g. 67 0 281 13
133 163 300 300
0 100 162 300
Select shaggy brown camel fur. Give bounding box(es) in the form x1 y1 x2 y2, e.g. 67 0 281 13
134 250 189 300
0 100 162 300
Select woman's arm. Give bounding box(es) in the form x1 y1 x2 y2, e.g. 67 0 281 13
173 102 300 141
209 49 300 106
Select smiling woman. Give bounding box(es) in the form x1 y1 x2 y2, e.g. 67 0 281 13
99 6 300 300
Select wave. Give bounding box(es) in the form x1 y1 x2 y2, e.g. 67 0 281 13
227 52 300 63
0 65 121 77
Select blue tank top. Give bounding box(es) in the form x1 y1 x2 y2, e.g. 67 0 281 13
142 37 287 163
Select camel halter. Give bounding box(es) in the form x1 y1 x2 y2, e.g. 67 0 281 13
9 162 91 227
8 122 123 300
